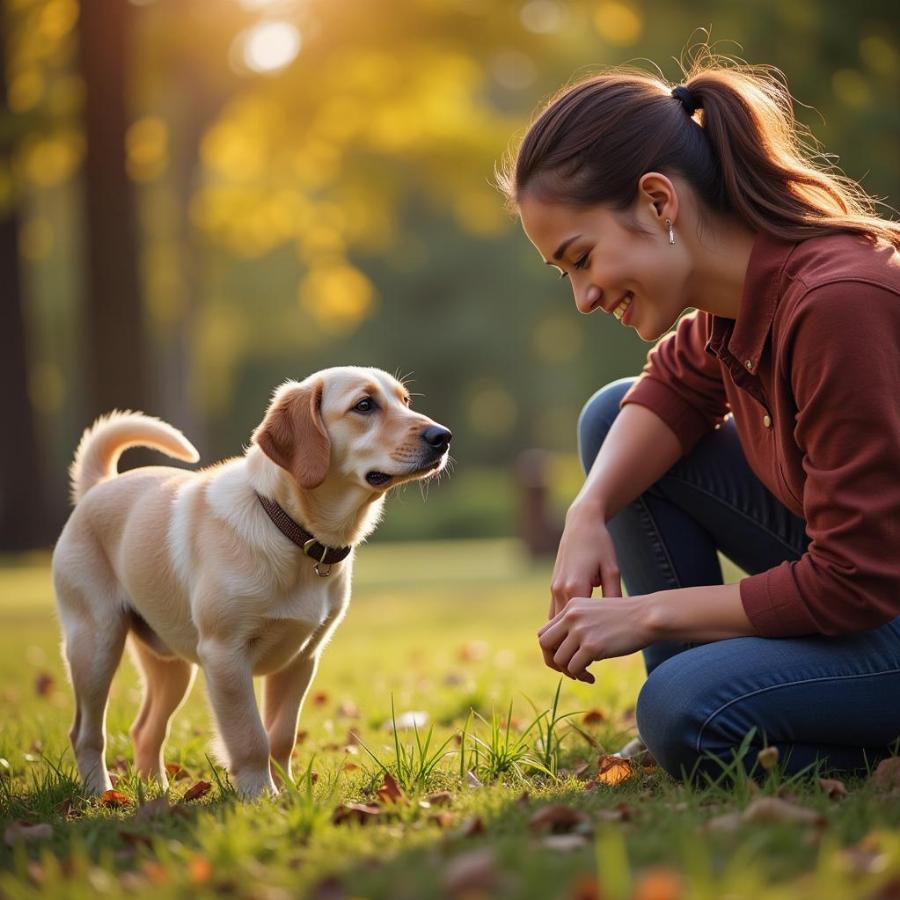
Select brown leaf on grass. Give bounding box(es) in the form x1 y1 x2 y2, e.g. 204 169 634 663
429 810 455 829
457 640 489 663
182 780 212 802
4 822 54 846
572 760 594 780
295 729 309 745
141 861 169 885
528 804 592 835
442 849 497 895
632 866 684 900
101 790 131 808
55 798 80 819
133 796 170 824
596 755 633 786
582 709 606 725
454 815 485 838
311 691 329 707
188 855 213 885
465 770 484 788
342 762 360 773
872 757 900 792
332 802 381 825
164 762 189 781
119 830 154 849
375 772 406 805
818 778 849 799
337 700 360 719
34 672 54 697
541 833 590 852
426 790 454 806
345 729 362 746
756 746 780 771
569 875 601 900
742 797 826 826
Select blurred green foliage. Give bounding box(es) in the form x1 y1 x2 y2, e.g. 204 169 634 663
2 0 898 539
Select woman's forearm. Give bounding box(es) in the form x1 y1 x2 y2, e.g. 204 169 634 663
572 402 683 521
643 582 757 642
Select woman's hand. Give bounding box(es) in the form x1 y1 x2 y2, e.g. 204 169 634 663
549 500 622 620
538 595 656 683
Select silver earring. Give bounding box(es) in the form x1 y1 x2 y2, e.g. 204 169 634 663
666 218 675 245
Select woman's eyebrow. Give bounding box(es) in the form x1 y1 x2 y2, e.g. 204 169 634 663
546 234 581 263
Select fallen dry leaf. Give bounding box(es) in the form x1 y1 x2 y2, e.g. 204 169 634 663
528 804 592 835
119 830 154 849
442 849 497 896
541 833 590 852
375 772 406 805
742 796 826 827
429 810 455 829
311 691 329 707
295 729 309 744
872 757 900 792
101 789 131 808
756 746 780 771
426 790 454 806
569 875 601 900
454 815 485 838
632 866 684 900
188 855 213 885
465 770 484 789
457 641 489 663
342 762 360 773
141 861 169 885
34 672 54 697
818 778 848 799
165 762 189 781
332 802 381 825
182 780 212 802
582 709 606 726
596 755 633 786
4 822 53 846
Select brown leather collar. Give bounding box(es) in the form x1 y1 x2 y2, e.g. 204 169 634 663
255 493 352 576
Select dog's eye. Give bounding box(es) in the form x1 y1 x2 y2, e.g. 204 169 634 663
353 397 376 414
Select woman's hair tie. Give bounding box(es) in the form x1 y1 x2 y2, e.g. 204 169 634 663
671 85 701 116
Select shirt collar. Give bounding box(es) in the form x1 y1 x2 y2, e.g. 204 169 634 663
707 231 796 372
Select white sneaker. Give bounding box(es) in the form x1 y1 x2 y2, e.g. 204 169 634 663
612 737 647 759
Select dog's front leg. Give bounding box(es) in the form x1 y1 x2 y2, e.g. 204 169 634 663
198 638 276 799
263 652 318 784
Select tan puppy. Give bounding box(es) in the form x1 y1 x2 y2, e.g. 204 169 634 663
52 367 451 799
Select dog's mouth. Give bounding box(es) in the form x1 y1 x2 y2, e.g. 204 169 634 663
365 453 447 489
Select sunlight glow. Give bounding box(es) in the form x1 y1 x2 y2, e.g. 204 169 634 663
241 21 301 73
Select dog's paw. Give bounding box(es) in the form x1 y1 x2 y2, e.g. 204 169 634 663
234 770 278 800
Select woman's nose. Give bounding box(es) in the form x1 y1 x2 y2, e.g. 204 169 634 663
575 283 601 315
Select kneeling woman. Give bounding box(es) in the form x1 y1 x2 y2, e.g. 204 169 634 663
498 59 900 780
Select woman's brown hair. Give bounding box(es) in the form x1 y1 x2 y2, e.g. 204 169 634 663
498 55 900 247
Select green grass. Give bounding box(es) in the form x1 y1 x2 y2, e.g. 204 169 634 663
0 540 898 899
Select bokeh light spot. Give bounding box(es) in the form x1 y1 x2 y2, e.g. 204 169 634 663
241 21 301 74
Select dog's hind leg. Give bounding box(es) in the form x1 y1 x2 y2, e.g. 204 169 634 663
128 637 197 788
54 560 128 796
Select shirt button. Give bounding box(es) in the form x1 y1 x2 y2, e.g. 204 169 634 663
763 414 772 428
745 360 753 370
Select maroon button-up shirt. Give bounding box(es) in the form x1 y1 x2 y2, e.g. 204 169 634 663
622 231 900 637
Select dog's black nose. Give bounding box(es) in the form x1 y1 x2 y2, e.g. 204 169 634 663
422 425 452 451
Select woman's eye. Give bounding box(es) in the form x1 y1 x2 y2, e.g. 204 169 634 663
353 398 375 413
573 254 589 270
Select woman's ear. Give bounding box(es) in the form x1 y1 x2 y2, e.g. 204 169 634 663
254 381 330 489
637 171 679 224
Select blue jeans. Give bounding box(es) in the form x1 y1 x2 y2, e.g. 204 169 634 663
578 378 900 782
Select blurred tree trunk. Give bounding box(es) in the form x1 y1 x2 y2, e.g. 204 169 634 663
77 0 149 425
0 14 52 550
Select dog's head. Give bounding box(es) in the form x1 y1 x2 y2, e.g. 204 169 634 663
253 367 451 492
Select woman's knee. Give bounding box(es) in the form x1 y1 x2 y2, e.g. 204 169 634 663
577 377 637 473
635 660 709 781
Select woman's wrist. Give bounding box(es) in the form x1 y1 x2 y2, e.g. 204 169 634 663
567 491 609 524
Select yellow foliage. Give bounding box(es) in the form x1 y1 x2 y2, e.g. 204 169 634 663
454 189 509 237
298 264 376 334
593 0 643 46
8 69 44 113
127 116 169 183
832 69 872 109
37 0 78 42
17 131 84 187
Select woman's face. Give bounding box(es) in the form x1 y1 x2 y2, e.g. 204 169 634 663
519 191 690 342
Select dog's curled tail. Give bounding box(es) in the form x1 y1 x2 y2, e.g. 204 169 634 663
69 411 200 505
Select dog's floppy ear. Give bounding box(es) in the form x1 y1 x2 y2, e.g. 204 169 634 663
254 381 330 489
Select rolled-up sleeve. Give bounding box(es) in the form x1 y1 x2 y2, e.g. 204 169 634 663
621 311 729 454
740 282 900 636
